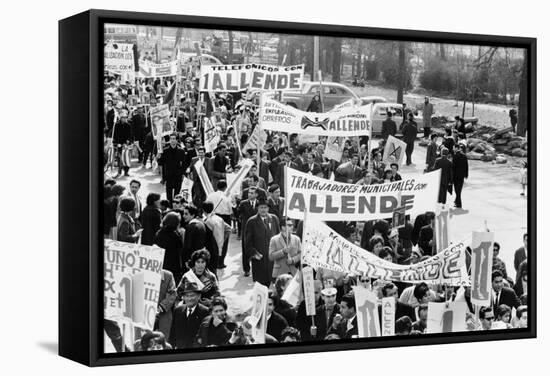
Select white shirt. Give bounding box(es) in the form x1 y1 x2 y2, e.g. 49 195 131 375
206 190 233 216
205 213 226 251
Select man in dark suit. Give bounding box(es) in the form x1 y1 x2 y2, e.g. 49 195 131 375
237 188 259 276
169 282 209 349
314 287 341 340
156 269 177 338
452 144 469 208
514 233 528 272
401 113 418 165
425 133 439 171
276 151 299 197
181 204 206 266
241 175 268 201
244 199 280 286
327 293 358 339
335 154 362 183
433 147 453 204
418 212 435 255
266 291 289 341
158 133 186 203
211 143 231 189
491 270 521 310
378 282 416 324
190 146 213 209
381 111 397 141
267 184 285 221
303 152 323 176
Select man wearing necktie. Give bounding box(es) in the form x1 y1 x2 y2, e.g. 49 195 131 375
244 198 280 287
238 188 259 277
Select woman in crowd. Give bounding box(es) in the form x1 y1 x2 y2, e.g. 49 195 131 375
177 248 220 307
154 211 185 282
117 197 142 243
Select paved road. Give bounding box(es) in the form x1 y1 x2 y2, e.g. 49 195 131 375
110 139 527 316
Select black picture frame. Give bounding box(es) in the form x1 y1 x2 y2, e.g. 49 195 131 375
59 9 537 367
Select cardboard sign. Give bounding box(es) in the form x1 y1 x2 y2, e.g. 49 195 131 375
302 266 316 316
354 286 381 338
285 166 441 221
225 159 254 197
281 270 303 307
302 219 469 285
193 159 215 196
249 282 269 344
139 60 178 78
324 137 345 162
260 97 372 137
180 177 194 203
435 204 451 253
427 301 468 334
383 135 407 166
104 42 135 73
200 63 304 92
381 297 396 336
150 104 172 136
242 125 267 154
470 231 494 307
204 117 221 154
104 240 165 331
392 206 407 229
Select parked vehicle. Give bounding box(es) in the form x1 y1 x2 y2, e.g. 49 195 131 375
371 102 424 136
360 96 387 106
283 81 361 111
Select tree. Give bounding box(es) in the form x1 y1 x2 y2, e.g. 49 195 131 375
517 49 528 136
397 42 406 103
332 38 342 82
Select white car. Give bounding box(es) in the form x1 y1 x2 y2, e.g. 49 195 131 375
371 102 424 136
360 96 387 105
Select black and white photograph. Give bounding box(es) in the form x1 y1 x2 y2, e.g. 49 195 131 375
100 19 532 355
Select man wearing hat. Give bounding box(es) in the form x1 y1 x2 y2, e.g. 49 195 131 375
315 286 341 339
244 198 280 286
169 281 209 349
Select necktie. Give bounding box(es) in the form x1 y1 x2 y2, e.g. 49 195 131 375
494 292 499 308
187 308 192 317
252 201 255 210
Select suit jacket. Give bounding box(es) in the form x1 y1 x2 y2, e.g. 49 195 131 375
244 213 280 286
269 233 301 278
267 197 285 220
238 199 258 234
494 287 521 310
157 270 177 338
434 156 453 186
194 316 233 347
335 162 362 183
381 119 397 140
159 145 187 180
266 311 289 341
401 122 418 144
514 247 526 272
183 219 206 264
169 303 209 349
140 205 162 246
315 303 341 340
452 152 469 181
303 162 323 176
327 316 358 339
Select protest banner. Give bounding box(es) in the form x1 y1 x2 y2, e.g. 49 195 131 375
225 159 254 197
381 297 396 336
281 270 303 307
470 231 494 307
302 266 316 316
199 63 304 92
427 301 468 334
434 204 451 253
354 286 381 338
259 97 372 137
285 166 441 221
104 240 165 331
204 117 221 154
139 59 179 78
383 135 407 166
298 134 319 143
150 104 172 136
302 219 469 285
194 159 214 196
104 42 135 74
180 177 194 203
324 137 345 162
249 282 269 344
329 98 356 112
242 125 267 154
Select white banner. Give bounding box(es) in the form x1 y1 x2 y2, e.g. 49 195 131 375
199 63 304 92
354 286 381 338
285 167 441 221
180 177 194 203
104 43 135 73
104 240 165 331
139 60 178 78
249 282 269 344
302 219 469 285
381 297 396 336
260 97 372 137
383 135 407 166
470 231 494 307
194 159 214 196
435 204 451 253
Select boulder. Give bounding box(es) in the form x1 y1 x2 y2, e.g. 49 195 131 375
467 138 483 146
494 126 514 137
493 138 509 145
473 144 486 153
466 152 483 160
479 133 492 141
482 150 497 162
493 145 509 153
500 132 514 140
511 148 528 157
508 140 523 149
521 141 528 150
495 155 508 164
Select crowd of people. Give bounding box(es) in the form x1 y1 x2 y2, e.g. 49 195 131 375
103 73 528 352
